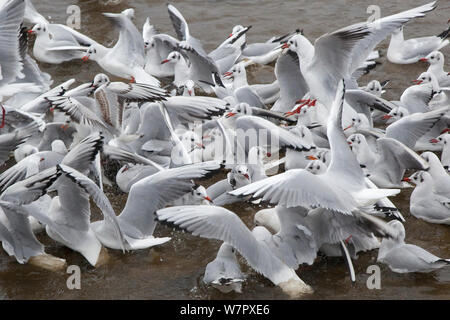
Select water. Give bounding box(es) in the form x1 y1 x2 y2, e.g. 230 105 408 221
0 0 449 299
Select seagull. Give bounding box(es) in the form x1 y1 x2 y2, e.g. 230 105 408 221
422 51 450 87
203 243 245 294
347 133 428 188
28 23 95 64
82 9 160 86
230 80 400 211
91 161 221 251
387 25 449 64
156 205 314 297
429 132 450 171
420 151 450 198
284 2 437 107
405 171 450 224
377 220 450 273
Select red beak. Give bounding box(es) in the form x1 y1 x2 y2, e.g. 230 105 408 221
429 138 439 144
228 33 233 38
343 124 353 131
161 59 170 64
223 71 233 77
412 80 422 85
419 58 428 62
441 128 450 134
204 196 212 202
281 43 290 49
27 30 34 34
243 173 250 180
81 56 89 62
0 104 5 129
305 155 318 160
267 152 271 157
225 112 236 118
382 114 392 120
402 177 411 182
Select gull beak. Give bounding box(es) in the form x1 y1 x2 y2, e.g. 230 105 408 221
441 128 450 134
223 71 233 79
402 177 411 182
40 157 45 162
419 58 428 62
225 112 236 118
243 173 250 180
228 33 233 38
382 114 392 120
343 124 353 131
161 59 170 64
81 56 89 62
267 152 271 157
305 155 318 160
281 42 290 49
347 141 352 145
412 80 422 85
188 90 192 96
429 138 439 144
27 30 34 34
204 196 212 203
196 143 205 149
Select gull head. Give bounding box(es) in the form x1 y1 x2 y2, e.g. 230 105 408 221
305 159 327 175
413 72 434 85
82 44 98 62
429 132 450 146
29 23 48 36
191 184 212 204
283 34 314 60
233 164 250 182
225 102 251 118
422 51 444 65
346 133 365 151
223 63 246 79
92 73 110 87
161 51 181 65
144 38 155 50
364 80 382 97
383 106 408 123
405 171 430 186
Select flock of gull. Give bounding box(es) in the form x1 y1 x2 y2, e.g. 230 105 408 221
0 0 450 297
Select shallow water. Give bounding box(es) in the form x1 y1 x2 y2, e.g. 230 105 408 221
0 0 449 300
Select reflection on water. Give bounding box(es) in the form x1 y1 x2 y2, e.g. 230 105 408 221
0 0 449 299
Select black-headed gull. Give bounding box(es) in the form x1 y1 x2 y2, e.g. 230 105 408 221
420 151 450 198
387 25 449 64
203 243 245 294
284 2 437 107
347 133 428 188
91 161 221 251
156 205 314 297
422 51 450 87
405 171 450 224
377 220 450 273
230 81 400 210
82 9 160 86
0 167 67 271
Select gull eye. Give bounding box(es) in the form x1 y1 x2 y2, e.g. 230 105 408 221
352 118 355 121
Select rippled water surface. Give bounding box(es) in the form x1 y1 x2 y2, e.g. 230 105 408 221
0 0 449 300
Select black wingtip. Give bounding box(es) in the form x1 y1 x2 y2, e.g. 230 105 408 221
437 26 450 40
